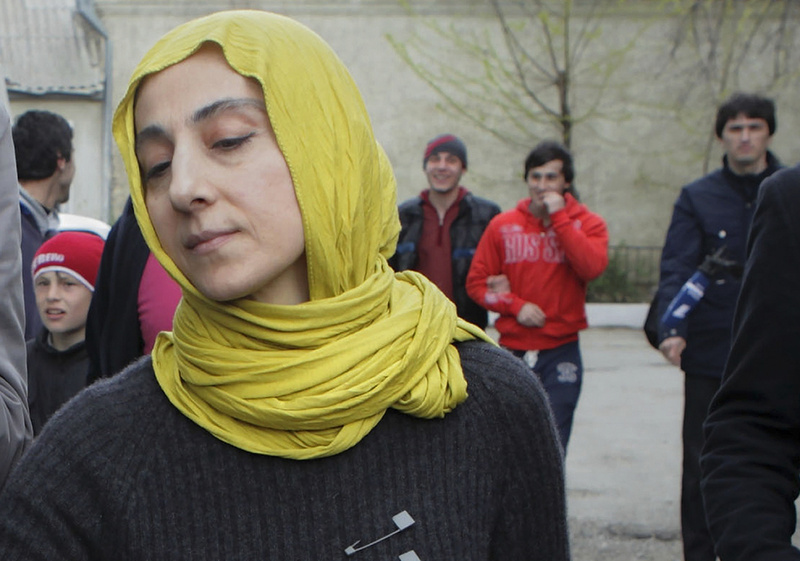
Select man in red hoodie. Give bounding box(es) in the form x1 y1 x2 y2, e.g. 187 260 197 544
467 141 608 453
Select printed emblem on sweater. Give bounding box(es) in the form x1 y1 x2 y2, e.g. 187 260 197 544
502 230 564 265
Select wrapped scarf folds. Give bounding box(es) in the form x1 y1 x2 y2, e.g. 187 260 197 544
112 10 492 459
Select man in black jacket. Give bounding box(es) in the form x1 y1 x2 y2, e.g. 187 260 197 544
701 164 800 561
655 93 782 561
389 134 500 329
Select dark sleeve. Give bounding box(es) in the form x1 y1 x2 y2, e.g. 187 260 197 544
656 187 704 341
85 198 149 382
701 167 800 561
388 200 420 272
20 218 43 341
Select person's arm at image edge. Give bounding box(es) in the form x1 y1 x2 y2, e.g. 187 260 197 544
0 103 33 485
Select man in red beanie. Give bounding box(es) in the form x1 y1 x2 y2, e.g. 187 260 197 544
26 231 104 435
389 134 500 329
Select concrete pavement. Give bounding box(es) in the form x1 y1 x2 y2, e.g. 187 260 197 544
566 327 683 539
567 325 800 556
485 309 685 541
488 308 800 557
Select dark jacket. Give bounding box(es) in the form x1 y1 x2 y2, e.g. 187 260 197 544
19 203 49 340
26 329 89 435
701 164 800 561
656 152 781 378
85 198 150 383
390 192 500 329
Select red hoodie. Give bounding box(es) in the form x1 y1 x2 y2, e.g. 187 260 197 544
467 194 608 351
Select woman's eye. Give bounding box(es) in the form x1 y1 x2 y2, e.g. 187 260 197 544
144 161 171 182
213 133 254 150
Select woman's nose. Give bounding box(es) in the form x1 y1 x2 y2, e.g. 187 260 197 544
168 146 214 210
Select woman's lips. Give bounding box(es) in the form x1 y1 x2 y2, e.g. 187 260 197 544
185 229 237 253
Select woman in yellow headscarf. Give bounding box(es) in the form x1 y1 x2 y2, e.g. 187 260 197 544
0 11 567 560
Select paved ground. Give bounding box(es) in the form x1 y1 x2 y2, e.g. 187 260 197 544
565 327 684 560
561 318 800 559
483 321 685 559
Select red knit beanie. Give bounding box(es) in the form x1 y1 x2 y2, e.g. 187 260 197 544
31 231 105 291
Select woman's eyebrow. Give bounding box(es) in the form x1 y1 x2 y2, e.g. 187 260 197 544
191 97 265 124
135 124 168 152
135 97 265 151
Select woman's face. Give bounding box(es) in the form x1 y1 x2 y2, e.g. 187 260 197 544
134 46 308 305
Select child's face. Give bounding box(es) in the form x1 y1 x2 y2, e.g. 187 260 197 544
34 271 92 338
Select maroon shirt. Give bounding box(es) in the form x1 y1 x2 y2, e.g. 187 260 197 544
416 187 467 301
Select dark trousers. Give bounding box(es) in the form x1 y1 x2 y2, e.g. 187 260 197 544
512 340 583 454
682 373 721 561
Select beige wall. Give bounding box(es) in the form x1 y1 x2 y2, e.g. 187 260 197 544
94 0 800 246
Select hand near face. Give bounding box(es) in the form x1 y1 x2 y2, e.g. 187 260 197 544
517 302 546 327
542 191 566 215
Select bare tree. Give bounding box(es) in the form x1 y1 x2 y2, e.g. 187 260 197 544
665 0 800 171
387 0 655 150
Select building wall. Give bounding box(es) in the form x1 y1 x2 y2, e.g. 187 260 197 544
93 0 800 247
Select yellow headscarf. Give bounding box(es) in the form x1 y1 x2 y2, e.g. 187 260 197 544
112 10 492 459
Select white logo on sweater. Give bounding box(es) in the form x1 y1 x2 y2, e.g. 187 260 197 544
502 230 564 265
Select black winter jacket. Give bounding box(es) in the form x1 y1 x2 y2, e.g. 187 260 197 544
656 153 781 378
390 192 500 329
26 329 89 435
701 164 800 561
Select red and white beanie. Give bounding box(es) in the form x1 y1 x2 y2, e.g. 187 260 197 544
31 231 105 291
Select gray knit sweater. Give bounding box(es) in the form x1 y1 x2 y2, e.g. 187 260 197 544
0 341 569 560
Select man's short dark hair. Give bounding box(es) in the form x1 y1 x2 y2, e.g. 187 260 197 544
12 110 74 181
524 140 574 184
714 93 776 138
